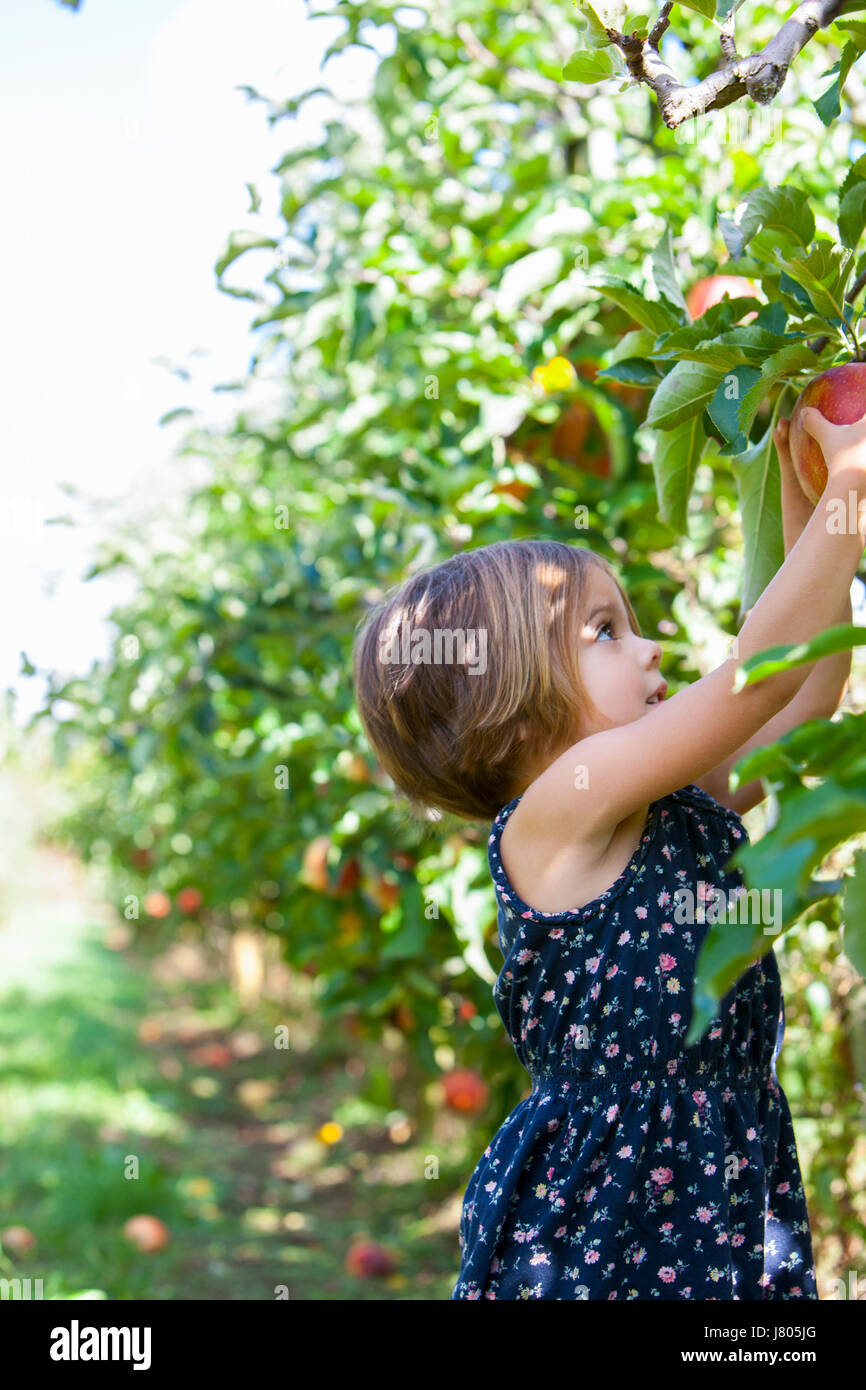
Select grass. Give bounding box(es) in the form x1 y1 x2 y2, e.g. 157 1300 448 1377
0 765 469 1299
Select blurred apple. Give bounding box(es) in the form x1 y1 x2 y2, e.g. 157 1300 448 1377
491 478 533 502
392 851 417 872
367 874 400 912
176 887 203 914
143 891 171 919
334 856 361 896
123 1215 171 1253
345 1240 397 1277
443 1068 489 1114
187 1042 233 1068
1 1225 36 1254
302 836 332 893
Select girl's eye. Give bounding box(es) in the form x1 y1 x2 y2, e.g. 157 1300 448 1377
597 621 616 641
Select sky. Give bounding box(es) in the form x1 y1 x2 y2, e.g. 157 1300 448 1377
0 0 389 720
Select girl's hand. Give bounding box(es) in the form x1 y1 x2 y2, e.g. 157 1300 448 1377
799 403 866 480
773 416 813 506
774 415 816 554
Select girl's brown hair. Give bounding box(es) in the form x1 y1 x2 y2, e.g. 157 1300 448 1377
352 539 642 824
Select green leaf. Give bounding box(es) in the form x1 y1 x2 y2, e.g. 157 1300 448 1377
733 624 866 689
587 274 682 335
650 226 689 316
813 40 861 127
706 365 762 453
729 414 784 619
596 358 660 385
718 186 815 260
678 0 716 15
839 183 866 251
841 154 866 207
563 48 616 82
687 922 769 1049
841 849 866 977
736 341 819 439
645 360 724 430
572 0 614 47
775 240 856 320
602 328 658 366
215 231 279 280
651 415 708 532
728 782 866 935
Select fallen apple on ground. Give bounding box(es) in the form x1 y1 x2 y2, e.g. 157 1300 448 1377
1 1225 36 1254
122 1215 171 1253
789 362 866 505
345 1240 397 1277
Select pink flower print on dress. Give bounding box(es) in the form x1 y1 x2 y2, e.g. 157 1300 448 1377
635 905 648 919
658 1267 676 1283
659 953 677 973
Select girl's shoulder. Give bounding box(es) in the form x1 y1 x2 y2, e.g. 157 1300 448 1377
488 782 745 925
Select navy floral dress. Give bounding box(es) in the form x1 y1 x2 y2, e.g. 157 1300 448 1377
450 782 817 1300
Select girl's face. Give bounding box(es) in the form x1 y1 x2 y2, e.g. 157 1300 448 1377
575 569 665 736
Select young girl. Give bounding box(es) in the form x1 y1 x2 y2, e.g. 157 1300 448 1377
352 404 866 1300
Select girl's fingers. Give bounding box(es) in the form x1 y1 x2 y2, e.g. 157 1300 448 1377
774 417 792 461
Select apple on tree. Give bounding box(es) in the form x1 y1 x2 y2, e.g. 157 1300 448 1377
788 362 866 505
686 274 759 321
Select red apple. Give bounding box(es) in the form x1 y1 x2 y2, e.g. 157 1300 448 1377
123 1215 171 1253
491 479 533 502
552 401 593 463
334 857 361 896
1 1225 36 1254
143 891 171 919
686 275 759 321
302 836 332 893
187 1042 233 1068
442 1068 489 1114
176 887 203 915
345 1240 397 1277
789 362 866 504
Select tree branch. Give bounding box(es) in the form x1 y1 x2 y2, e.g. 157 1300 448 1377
607 0 851 128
